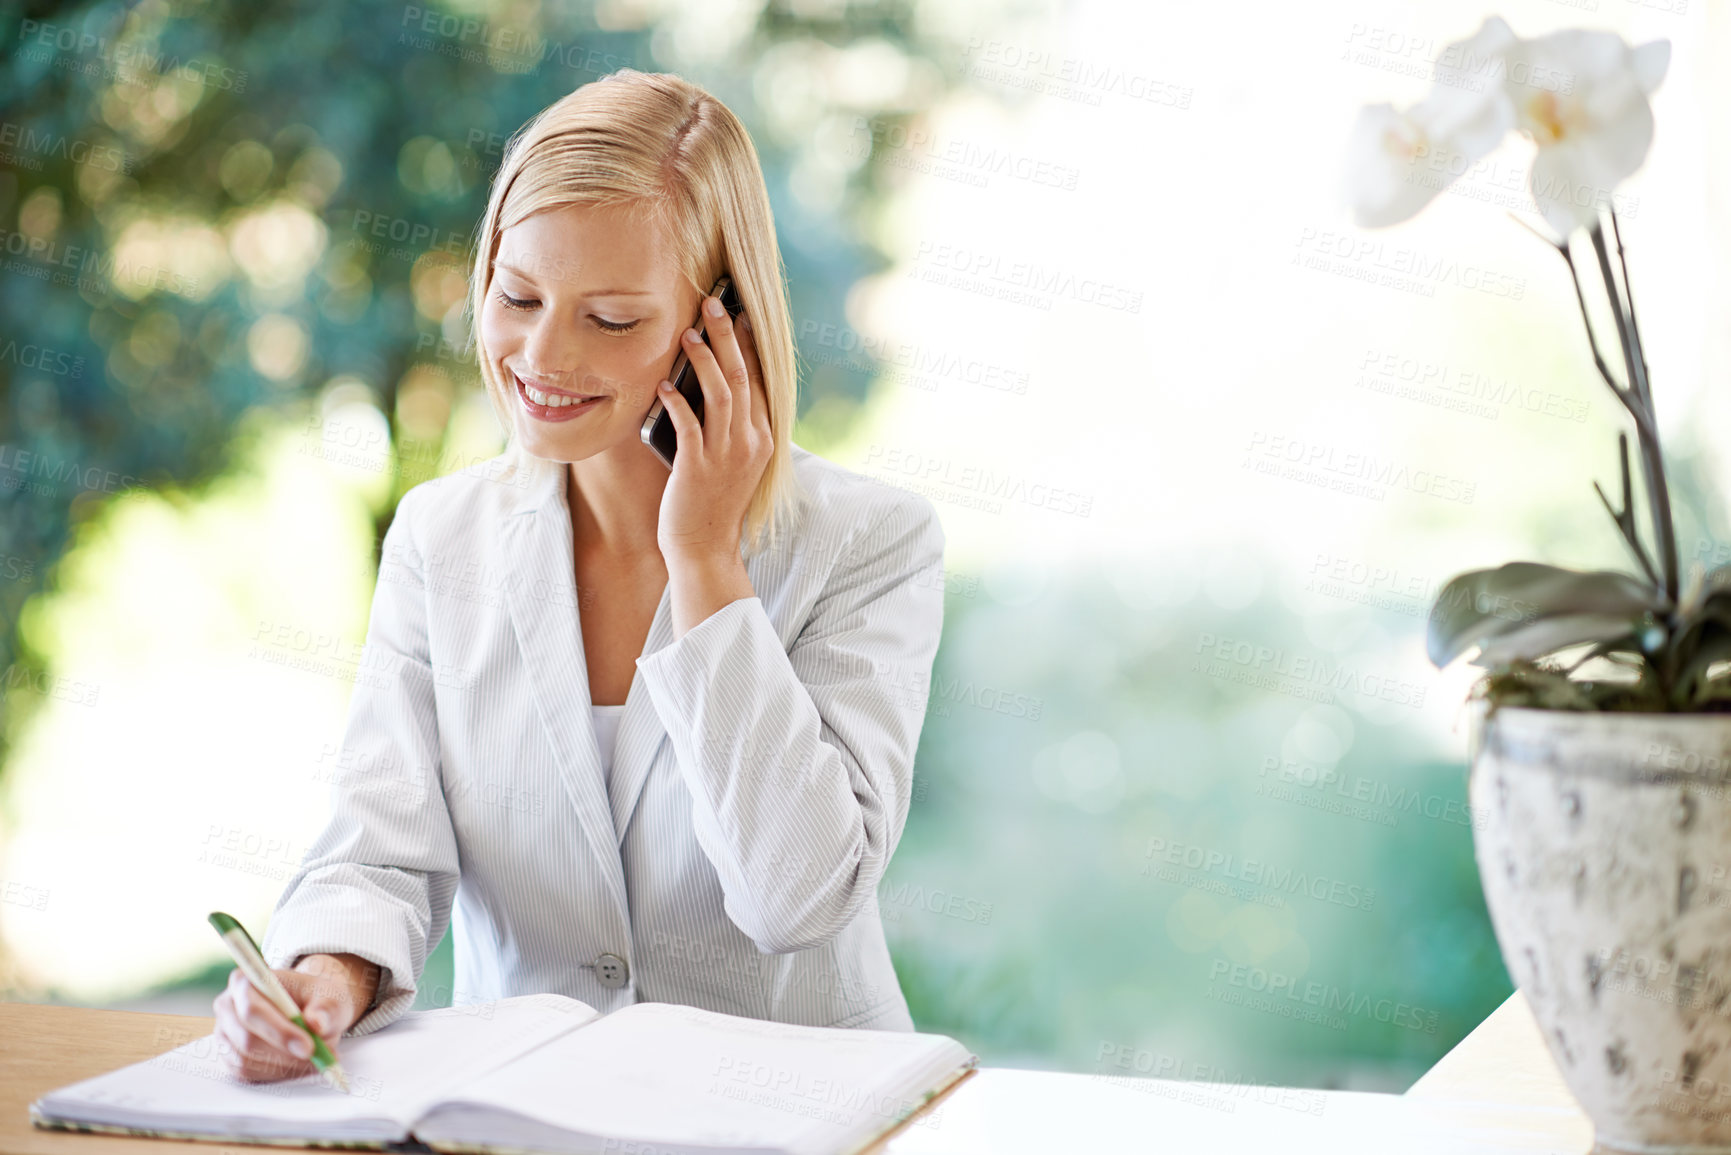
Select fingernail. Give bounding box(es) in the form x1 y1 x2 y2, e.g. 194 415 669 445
658 380 672 392
683 328 700 343
294 1037 312 1058
704 297 723 317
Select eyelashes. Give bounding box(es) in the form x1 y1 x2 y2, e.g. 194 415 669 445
492 289 640 334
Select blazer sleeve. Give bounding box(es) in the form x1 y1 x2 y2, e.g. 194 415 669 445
635 491 946 954
259 485 460 1037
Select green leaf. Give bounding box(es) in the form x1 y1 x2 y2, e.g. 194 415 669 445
1427 562 1658 669
1675 620 1731 708
1472 615 1639 667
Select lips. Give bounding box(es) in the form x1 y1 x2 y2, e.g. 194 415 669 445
513 370 606 423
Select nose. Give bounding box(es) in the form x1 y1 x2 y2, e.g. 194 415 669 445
517 312 581 389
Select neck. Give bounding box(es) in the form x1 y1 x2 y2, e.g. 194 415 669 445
567 443 669 557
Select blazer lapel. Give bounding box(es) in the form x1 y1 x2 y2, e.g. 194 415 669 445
609 586 672 843
499 463 629 919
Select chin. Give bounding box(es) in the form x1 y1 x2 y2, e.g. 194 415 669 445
515 426 591 464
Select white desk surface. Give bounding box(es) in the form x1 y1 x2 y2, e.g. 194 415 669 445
883 990 1594 1154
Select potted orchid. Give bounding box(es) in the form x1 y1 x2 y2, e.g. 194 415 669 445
1346 18 1731 1153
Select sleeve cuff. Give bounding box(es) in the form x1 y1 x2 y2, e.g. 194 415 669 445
260 894 420 1038
635 596 768 694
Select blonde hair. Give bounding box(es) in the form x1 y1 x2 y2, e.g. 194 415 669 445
468 69 800 554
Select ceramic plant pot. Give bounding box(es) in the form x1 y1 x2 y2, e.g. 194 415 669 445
1470 703 1731 1153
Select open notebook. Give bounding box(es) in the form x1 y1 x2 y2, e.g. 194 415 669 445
30 993 978 1155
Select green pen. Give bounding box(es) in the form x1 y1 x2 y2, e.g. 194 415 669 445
207 911 351 1093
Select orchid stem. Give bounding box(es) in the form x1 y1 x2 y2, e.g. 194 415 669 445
1609 210 1654 412
1559 240 1641 424
1593 432 1660 588
1590 221 1650 417
1590 218 1678 607
1532 214 1676 610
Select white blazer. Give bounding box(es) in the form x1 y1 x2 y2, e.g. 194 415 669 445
260 444 946 1037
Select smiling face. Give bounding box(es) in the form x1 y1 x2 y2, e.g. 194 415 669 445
479 201 703 464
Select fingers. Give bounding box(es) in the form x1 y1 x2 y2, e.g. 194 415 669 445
657 376 702 465
736 314 772 446
215 1007 306 1082
215 969 316 1083
282 960 360 1043
301 999 335 1038
734 311 761 377
681 326 731 452
700 294 752 431
298 990 347 1041
232 967 315 1057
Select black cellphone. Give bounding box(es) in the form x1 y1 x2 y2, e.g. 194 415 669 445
639 275 745 468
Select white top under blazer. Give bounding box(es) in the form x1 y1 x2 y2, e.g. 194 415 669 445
590 704 626 783
260 443 947 1036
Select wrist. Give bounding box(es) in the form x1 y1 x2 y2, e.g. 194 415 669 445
663 548 755 639
335 952 383 1009
661 542 744 573
296 952 381 1029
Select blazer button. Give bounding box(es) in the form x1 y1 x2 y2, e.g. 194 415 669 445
595 953 629 989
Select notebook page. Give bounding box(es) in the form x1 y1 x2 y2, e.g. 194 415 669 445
32 992 600 1144
413 1001 975 1155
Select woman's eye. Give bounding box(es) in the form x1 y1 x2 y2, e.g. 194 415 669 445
493 289 637 333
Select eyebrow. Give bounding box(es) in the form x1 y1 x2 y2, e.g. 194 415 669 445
495 262 655 296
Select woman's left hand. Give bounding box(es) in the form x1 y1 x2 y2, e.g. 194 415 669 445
654 294 773 565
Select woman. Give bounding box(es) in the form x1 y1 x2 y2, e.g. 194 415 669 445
213 69 946 1082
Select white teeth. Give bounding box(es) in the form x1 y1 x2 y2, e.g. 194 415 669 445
521 379 593 408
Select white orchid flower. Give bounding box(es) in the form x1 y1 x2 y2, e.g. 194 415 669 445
1499 29 1670 236
1344 17 1517 228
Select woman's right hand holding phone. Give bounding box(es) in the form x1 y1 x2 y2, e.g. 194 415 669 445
212 952 380 1082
